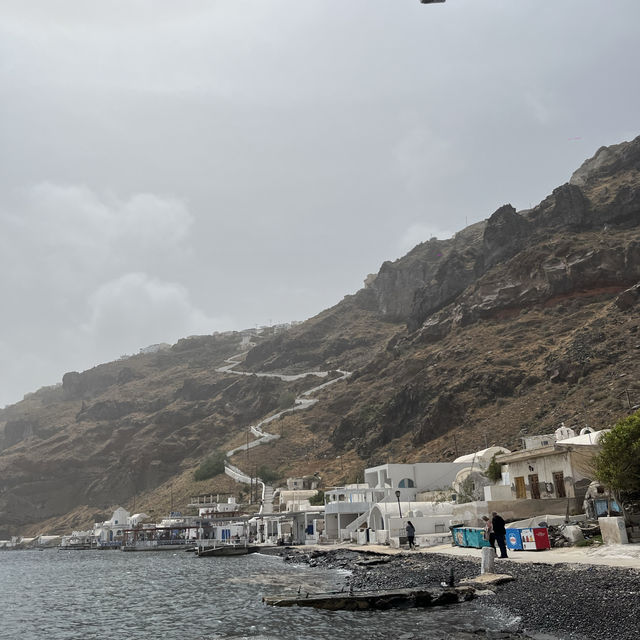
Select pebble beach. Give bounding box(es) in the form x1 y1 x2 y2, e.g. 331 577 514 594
277 545 640 640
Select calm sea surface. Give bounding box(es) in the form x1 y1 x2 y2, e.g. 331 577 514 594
0 550 519 640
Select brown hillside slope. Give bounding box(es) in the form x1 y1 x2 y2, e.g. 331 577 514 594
1 135 639 536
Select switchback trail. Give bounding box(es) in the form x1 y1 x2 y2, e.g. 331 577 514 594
216 354 351 513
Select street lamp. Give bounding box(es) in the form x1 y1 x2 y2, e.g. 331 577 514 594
395 490 402 518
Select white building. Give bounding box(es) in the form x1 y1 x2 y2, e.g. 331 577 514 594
324 461 469 543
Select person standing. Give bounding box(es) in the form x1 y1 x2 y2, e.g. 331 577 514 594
491 511 508 558
405 521 416 550
482 515 495 551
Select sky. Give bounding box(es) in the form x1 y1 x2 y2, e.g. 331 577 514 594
1 0 639 407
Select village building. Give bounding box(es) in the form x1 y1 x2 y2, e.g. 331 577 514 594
323 461 475 544
494 428 607 517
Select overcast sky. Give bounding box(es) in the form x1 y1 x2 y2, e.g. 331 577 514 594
1 1 639 407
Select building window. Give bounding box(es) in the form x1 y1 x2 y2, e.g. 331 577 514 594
398 478 415 488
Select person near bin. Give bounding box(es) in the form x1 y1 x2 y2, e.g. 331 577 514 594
482 515 495 551
405 521 416 549
491 511 508 558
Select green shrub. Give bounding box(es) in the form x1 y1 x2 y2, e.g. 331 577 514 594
194 450 226 481
257 465 279 483
594 410 640 518
485 455 503 483
309 490 325 506
278 391 297 410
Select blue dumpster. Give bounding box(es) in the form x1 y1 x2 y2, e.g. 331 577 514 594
452 527 491 548
466 527 491 548
506 528 523 550
452 527 466 547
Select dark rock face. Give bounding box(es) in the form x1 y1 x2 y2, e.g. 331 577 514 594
480 204 531 270
76 400 138 422
2 419 38 450
369 135 640 333
367 225 486 328
570 136 640 188
413 392 464 445
616 282 640 310
415 235 640 342
527 183 590 230
62 368 117 399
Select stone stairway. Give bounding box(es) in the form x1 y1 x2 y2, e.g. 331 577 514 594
220 353 352 507
261 485 275 515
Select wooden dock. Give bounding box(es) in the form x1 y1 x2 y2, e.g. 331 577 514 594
263 585 476 611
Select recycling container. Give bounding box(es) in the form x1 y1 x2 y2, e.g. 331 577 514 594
466 527 491 548
531 527 550 550
452 527 466 547
506 528 523 550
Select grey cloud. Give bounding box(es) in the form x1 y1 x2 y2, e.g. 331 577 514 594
1 0 639 405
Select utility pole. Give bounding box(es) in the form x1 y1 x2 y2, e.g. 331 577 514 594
484 433 489 449
452 433 459 457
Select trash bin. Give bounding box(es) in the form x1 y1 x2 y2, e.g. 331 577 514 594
532 527 550 549
506 528 523 550
452 527 466 547
466 527 491 548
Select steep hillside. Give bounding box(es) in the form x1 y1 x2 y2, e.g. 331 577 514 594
1 135 639 536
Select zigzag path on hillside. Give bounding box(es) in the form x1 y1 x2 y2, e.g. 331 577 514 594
216 354 351 514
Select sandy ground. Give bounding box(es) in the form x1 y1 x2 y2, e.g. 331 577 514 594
304 541 640 569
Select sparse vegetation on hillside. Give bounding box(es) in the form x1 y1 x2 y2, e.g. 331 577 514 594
256 465 279 484
194 450 226 481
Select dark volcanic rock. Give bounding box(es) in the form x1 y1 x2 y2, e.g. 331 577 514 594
527 183 590 230
76 400 138 422
2 418 38 449
616 282 640 310
480 204 531 270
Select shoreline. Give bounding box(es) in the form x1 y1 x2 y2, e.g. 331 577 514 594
274 543 640 640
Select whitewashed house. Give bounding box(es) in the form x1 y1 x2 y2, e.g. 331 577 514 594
324 461 469 544
93 507 131 547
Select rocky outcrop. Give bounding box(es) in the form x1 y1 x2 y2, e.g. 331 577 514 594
367 223 485 327
480 204 531 270
371 136 640 332
416 234 640 342
2 418 38 450
570 137 640 188
526 183 590 230
62 368 117 399
616 282 640 310
76 400 139 422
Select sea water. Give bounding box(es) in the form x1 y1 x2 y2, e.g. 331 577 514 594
0 550 519 639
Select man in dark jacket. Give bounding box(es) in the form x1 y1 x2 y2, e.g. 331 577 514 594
491 511 508 558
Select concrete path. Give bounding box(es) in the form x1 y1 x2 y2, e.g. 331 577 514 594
218 352 351 515
305 541 640 570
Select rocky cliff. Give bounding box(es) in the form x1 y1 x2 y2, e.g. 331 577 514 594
1 135 639 536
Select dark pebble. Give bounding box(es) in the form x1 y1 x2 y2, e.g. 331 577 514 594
275 548 640 640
